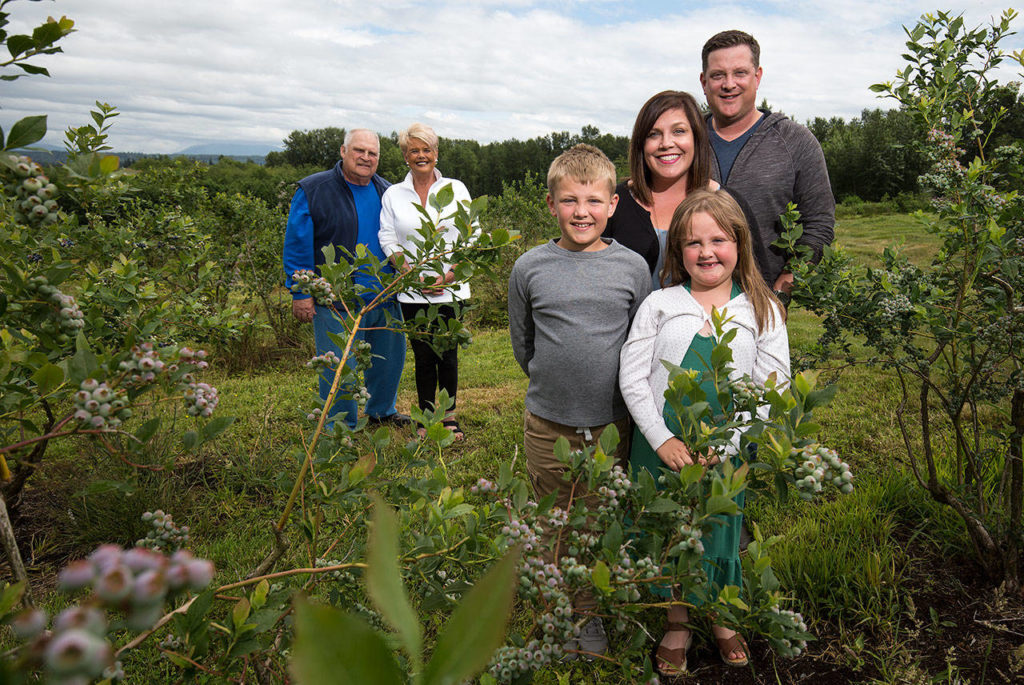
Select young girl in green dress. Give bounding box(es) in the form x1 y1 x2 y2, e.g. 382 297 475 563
618 189 790 677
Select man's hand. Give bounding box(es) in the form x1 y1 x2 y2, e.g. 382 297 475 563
773 272 794 294
655 437 696 471
292 298 315 323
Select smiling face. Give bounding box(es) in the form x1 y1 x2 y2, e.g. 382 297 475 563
547 179 618 252
403 137 437 178
700 44 763 133
681 211 738 294
643 107 695 191
339 130 380 185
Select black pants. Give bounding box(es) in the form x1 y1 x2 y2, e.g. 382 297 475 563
400 302 460 414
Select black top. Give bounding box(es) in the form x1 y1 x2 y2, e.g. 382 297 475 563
603 181 660 275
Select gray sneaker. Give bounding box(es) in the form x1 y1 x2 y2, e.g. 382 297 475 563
568 616 608 662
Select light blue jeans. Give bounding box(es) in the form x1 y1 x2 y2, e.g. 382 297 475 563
312 300 406 427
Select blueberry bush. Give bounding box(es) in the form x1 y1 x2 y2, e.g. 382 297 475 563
789 9 1024 589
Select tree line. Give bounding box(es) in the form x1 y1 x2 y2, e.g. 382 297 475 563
230 81 1024 205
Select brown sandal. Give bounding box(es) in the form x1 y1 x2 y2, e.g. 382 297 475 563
715 632 750 667
655 621 692 679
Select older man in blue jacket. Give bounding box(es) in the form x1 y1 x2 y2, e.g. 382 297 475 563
283 129 409 429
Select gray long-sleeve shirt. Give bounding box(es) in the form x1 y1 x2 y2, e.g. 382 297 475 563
508 239 651 427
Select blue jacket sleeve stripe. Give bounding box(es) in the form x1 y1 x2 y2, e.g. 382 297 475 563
283 187 314 300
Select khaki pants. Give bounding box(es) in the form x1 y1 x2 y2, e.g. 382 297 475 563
523 408 631 610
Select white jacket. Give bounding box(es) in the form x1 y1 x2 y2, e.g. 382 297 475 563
619 284 790 451
378 168 473 304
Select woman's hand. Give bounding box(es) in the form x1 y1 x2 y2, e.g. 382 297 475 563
421 270 454 296
655 437 696 471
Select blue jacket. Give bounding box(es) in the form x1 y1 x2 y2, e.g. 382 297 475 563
283 161 391 299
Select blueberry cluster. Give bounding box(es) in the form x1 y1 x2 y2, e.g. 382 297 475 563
306 351 341 371
57 545 215 631
73 379 132 429
563 529 600 559
671 521 705 556
487 592 575 681
792 445 854 499
183 381 219 418
11 544 216 683
25 275 85 333
306 407 323 422
499 517 541 554
768 606 809 657
178 347 209 369
469 477 497 495
315 558 358 583
137 510 191 552
595 464 631 514
290 269 336 305
11 605 121 684
119 342 169 386
352 385 370 409
5 156 60 226
729 376 762 407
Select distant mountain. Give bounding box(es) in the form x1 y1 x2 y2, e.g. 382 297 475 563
177 142 280 156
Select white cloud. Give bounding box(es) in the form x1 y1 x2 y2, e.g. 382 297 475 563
0 1 1020 153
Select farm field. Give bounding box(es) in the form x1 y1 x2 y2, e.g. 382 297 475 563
7 210 1022 684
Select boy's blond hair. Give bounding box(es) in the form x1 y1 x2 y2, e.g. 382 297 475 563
546 143 616 196
662 189 784 332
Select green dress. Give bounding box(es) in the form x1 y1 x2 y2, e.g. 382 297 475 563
629 284 745 599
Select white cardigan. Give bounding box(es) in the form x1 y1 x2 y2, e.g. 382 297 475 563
378 169 473 304
619 284 791 452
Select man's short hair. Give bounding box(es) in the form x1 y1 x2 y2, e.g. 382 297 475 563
343 128 379 148
702 30 760 72
398 123 439 153
546 143 616 196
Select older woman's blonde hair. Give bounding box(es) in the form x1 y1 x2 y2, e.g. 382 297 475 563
398 122 439 153
662 189 783 332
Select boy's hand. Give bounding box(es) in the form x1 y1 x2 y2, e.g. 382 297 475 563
656 437 696 471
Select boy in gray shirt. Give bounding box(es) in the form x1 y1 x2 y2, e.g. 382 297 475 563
508 144 650 659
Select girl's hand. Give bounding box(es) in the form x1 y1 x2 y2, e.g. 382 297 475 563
656 437 695 471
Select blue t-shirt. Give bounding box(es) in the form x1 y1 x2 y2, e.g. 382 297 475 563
710 114 764 184
348 180 391 301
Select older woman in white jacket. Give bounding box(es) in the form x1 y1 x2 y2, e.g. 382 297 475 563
378 123 472 439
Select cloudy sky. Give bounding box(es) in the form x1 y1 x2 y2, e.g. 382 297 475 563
2 0 1021 153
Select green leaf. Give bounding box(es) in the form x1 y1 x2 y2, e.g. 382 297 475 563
14 62 47 76
365 497 422 667
602 521 623 552
134 418 161 443
182 590 215 635
4 115 46 150
183 431 199 450
645 497 679 514
232 598 251 629
291 598 403 685
423 546 522 685
251 580 269 610
598 423 619 456
7 34 33 58
0 582 26 619
202 416 235 441
591 561 611 593
98 154 119 174
32 363 63 395
67 331 98 383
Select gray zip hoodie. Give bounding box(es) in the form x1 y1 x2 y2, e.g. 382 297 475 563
708 111 835 286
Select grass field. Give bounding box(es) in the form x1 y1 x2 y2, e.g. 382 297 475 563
9 211 1022 684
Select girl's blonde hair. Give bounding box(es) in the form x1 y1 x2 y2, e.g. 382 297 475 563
662 189 783 332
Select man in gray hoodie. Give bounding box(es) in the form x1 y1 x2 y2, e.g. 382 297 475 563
700 30 835 302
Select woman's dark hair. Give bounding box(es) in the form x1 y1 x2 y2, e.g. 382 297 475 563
627 90 711 207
